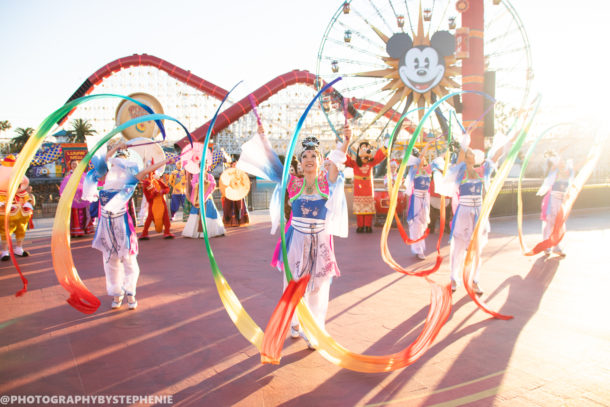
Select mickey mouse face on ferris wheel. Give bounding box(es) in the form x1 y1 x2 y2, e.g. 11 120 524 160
386 31 455 94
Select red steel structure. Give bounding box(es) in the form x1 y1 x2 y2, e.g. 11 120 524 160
59 54 415 151
460 0 485 150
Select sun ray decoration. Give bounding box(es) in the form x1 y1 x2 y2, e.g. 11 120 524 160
355 5 458 129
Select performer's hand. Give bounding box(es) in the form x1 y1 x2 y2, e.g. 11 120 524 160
257 124 265 135
449 140 461 154
343 125 351 143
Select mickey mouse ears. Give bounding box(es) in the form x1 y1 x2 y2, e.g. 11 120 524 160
386 30 455 59
387 33 413 59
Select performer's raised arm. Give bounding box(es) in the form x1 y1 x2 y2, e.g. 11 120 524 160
135 156 176 181
326 124 350 183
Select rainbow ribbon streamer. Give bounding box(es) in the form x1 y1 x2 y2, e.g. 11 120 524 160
462 96 541 319
381 91 481 277
199 78 449 371
276 84 452 371
6 94 168 297
197 87 536 370
383 106 436 274
516 123 603 256
8 94 194 311
52 112 191 313
388 114 453 275
197 82 266 350
264 78 342 363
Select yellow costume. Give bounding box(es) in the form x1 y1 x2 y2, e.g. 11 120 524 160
0 190 34 241
0 154 33 260
169 169 187 194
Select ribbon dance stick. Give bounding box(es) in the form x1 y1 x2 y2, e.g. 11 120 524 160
199 82 265 350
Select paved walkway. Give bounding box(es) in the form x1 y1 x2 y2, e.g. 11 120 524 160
0 209 608 406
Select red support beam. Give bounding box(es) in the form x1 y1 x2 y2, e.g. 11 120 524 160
461 0 485 150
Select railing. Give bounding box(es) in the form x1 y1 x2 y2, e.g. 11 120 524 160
28 177 610 219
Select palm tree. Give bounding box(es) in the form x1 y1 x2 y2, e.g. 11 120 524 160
11 127 34 153
68 118 97 143
0 120 11 133
0 121 11 153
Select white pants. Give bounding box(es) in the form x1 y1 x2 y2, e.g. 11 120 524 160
408 193 430 255
449 204 488 285
283 274 332 331
103 253 140 296
450 236 482 285
542 192 564 252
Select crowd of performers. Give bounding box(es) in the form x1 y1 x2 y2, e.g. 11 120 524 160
232 122 577 349
1 121 576 332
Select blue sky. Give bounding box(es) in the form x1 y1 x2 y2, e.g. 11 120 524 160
0 0 607 132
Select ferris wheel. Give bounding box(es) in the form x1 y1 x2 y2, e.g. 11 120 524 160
316 0 533 143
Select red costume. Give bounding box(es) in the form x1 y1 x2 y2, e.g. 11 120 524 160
345 144 387 232
140 174 173 239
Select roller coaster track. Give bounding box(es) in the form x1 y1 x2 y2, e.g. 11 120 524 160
60 53 414 150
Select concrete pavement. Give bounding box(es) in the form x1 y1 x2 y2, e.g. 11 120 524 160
0 208 608 406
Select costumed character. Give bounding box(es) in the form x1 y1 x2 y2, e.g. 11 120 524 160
0 155 34 261
83 142 175 310
345 139 387 233
60 159 94 237
182 146 225 238
536 150 572 257
221 161 250 227
168 160 187 221
27 186 35 230
436 138 504 295
237 123 350 348
404 144 436 260
140 169 174 240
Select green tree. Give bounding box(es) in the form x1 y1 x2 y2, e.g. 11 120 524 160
0 120 11 133
0 120 11 153
11 127 34 153
67 118 97 143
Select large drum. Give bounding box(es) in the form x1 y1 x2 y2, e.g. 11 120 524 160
115 92 164 140
374 188 408 225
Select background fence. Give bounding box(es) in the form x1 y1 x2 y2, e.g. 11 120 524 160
31 177 609 219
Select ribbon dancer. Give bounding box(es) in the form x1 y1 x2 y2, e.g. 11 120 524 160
237 122 350 348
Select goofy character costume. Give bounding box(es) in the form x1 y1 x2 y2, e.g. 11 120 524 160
345 141 386 233
140 172 174 240
0 155 34 261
